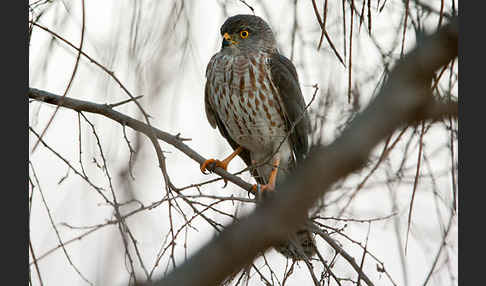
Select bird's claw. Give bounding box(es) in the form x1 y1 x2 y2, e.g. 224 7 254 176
201 158 230 187
201 159 216 174
200 158 228 174
222 179 229 188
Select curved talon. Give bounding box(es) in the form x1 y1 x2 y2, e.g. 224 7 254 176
200 147 243 175
201 158 230 186
200 159 226 174
200 159 214 174
222 179 229 188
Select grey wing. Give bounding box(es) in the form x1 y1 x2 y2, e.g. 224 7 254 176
269 53 311 163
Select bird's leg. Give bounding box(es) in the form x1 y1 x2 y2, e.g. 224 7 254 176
252 157 280 193
200 146 243 174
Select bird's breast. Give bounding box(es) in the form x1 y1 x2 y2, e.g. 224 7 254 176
208 53 288 153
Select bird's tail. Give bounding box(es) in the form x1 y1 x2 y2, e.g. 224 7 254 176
252 156 316 260
274 226 316 260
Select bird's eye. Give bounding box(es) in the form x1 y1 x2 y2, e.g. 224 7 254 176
240 30 249 39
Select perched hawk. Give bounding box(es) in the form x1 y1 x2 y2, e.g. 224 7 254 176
202 14 315 260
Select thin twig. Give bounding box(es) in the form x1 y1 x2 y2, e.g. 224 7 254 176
313 226 375 286
31 0 86 153
29 239 44 286
405 120 425 253
29 161 94 285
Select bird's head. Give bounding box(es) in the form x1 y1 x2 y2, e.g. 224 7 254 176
219 14 277 54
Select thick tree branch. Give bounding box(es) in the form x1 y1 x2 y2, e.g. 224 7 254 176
142 18 457 286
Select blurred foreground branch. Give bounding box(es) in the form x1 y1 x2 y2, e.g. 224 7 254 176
144 18 457 286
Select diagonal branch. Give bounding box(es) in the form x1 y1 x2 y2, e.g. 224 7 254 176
142 17 457 286
28 88 255 193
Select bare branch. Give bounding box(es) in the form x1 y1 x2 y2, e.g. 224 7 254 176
143 17 457 286
28 88 255 193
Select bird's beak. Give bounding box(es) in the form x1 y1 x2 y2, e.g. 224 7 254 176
222 32 238 48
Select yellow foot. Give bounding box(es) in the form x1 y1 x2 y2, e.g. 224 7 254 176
251 157 280 195
200 147 243 174
251 183 276 193
200 159 228 174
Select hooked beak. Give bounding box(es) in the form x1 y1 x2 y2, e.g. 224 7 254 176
222 32 238 48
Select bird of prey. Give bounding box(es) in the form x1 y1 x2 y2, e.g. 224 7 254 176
201 14 315 260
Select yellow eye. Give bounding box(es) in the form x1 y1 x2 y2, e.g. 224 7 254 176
240 30 249 39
